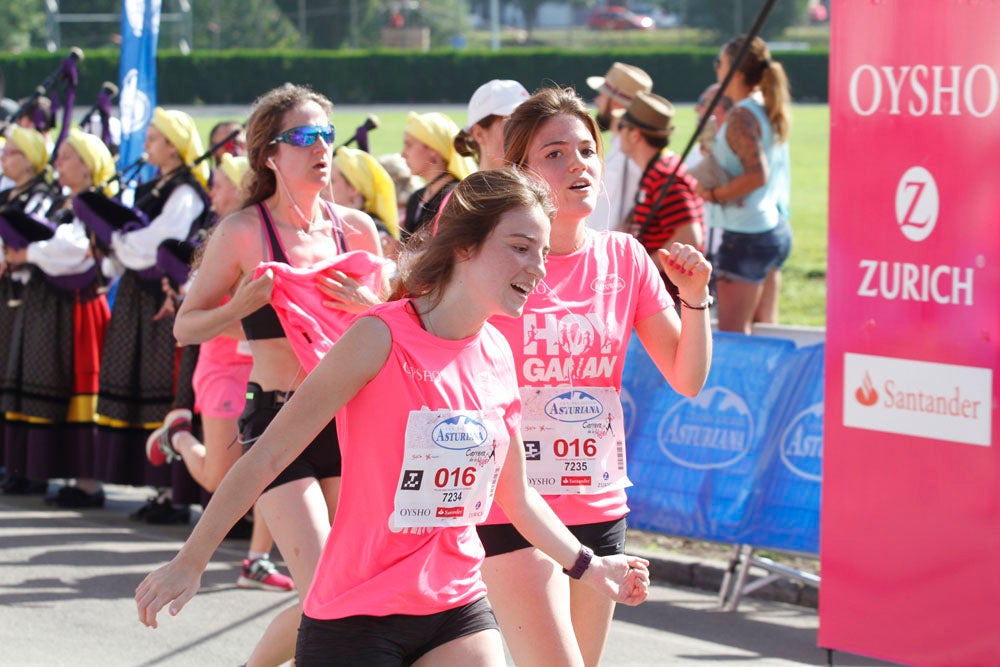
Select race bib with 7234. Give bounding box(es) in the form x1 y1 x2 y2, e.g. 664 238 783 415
389 408 510 531
519 386 631 495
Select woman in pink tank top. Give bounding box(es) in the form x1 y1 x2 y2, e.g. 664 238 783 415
145 85 385 667
137 169 652 666
146 153 299 600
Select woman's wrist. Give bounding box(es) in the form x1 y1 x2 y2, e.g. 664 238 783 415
563 544 594 579
676 286 713 311
677 294 714 311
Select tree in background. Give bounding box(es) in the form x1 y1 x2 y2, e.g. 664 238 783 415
194 0 300 50
4 0 301 51
272 0 474 50
509 0 547 38
0 0 48 50
686 0 807 39
273 0 375 49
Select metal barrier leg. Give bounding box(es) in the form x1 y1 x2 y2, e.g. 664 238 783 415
717 543 743 609
723 545 755 612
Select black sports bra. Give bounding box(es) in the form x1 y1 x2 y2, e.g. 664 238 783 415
240 201 346 340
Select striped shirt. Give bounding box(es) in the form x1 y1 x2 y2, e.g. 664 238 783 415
626 151 705 253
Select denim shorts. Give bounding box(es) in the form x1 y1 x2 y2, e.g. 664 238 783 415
477 516 627 558
295 597 498 666
713 217 792 284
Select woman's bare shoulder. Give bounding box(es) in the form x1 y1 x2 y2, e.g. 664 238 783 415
334 203 378 234
210 207 261 242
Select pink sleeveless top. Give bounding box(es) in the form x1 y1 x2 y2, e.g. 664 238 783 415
303 299 521 619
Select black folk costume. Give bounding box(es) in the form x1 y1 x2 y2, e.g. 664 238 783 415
90 171 211 497
0 191 111 486
402 173 458 239
0 180 65 489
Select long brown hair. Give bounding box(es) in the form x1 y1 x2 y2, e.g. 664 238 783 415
723 35 791 143
503 87 604 169
397 168 554 304
241 83 334 207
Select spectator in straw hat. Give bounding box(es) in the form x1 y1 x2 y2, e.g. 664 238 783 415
586 62 653 232
618 91 705 300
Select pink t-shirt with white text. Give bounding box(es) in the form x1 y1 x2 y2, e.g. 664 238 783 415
303 299 521 619
252 250 383 371
484 230 673 526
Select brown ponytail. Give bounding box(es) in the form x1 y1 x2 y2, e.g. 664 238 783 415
724 35 792 143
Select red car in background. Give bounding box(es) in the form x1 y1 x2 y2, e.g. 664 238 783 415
587 6 655 30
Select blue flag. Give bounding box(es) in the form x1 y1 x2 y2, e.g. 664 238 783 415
117 0 161 190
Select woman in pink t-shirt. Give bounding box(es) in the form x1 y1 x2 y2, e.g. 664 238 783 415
136 169 652 666
476 87 713 667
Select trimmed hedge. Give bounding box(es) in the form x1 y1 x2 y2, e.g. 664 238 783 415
0 48 829 106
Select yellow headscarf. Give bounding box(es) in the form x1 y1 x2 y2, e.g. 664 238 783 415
217 153 250 192
7 126 48 175
334 147 400 239
405 111 476 181
66 128 118 197
151 107 210 189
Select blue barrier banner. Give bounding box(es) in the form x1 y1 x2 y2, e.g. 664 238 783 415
623 332 823 554
740 343 824 554
117 0 160 183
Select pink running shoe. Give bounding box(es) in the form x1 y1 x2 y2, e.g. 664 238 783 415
237 556 296 592
145 409 192 466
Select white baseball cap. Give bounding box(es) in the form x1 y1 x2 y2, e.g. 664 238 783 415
465 79 530 131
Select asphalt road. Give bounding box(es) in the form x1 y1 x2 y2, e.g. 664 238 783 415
0 484 897 667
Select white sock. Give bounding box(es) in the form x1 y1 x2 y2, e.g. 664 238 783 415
247 551 269 562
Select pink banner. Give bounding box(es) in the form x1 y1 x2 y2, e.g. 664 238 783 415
822 1 1000 664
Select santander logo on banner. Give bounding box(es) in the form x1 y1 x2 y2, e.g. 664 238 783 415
855 166 979 305
843 353 992 446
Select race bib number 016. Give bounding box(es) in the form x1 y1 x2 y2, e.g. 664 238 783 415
389 408 508 531
520 386 631 494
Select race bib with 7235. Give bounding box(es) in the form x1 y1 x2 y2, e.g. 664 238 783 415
389 408 510 531
519 386 631 495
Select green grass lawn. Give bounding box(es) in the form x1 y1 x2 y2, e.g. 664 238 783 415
194 102 830 327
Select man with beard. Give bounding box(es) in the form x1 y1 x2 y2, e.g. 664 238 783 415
586 62 653 232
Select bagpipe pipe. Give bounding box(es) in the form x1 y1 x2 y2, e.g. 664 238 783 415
74 126 243 287
77 80 120 156
0 48 88 252
3 46 83 139
335 114 380 153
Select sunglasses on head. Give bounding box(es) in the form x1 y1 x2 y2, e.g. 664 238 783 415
270 124 335 147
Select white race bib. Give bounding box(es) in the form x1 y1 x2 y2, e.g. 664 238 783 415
389 408 509 531
519 386 631 495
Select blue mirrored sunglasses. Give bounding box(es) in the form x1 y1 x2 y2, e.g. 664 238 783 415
270 124 335 147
